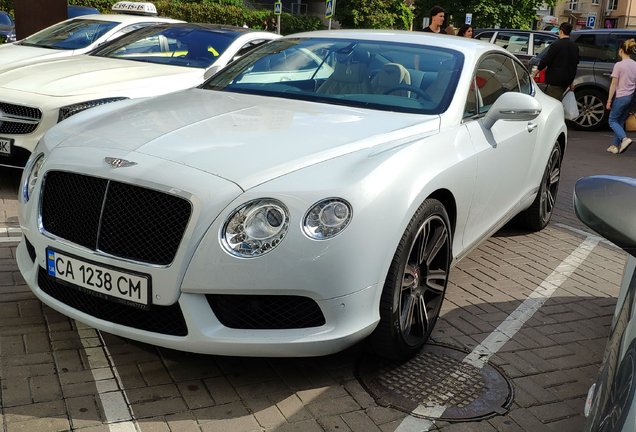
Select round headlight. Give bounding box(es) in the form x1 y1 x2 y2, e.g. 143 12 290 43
221 199 290 257
303 198 352 240
22 153 45 203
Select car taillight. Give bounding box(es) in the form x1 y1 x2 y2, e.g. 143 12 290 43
534 69 546 84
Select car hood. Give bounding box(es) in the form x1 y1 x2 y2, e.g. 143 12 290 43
0 25 13 33
0 56 202 97
0 43 67 68
52 88 439 190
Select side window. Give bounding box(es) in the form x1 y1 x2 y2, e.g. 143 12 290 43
575 33 608 62
602 35 636 62
475 31 494 42
513 61 532 95
464 77 478 119
494 32 529 55
533 34 555 56
475 54 516 114
120 23 156 35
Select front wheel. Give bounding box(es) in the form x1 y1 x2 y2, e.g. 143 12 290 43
369 199 452 360
516 142 562 231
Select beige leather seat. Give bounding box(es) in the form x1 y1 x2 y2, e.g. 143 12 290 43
371 63 411 97
317 51 372 95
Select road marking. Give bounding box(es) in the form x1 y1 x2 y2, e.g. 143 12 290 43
76 321 137 431
395 234 599 429
556 223 615 247
0 236 21 243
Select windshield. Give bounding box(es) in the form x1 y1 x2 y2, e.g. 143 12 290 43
92 26 239 69
0 14 13 26
202 38 464 115
21 19 118 50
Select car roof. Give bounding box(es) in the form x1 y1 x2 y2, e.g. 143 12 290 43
571 29 636 34
66 14 178 24
281 29 510 57
473 28 557 36
149 22 265 34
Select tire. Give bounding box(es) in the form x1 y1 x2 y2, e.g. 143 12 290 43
369 199 452 360
572 88 608 131
516 143 562 231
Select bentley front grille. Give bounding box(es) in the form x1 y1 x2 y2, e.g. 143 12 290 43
206 294 327 329
41 171 192 266
38 267 188 336
0 102 42 135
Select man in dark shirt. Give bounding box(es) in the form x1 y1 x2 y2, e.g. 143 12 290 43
534 22 579 101
422 6 445 33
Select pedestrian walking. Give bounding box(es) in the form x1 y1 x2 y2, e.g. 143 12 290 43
421 6 445 33
606 39 636 154
270 17 277 34
533 22 579 101
457 24 473 38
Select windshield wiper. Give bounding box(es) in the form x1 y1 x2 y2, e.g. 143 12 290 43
19 42 66 50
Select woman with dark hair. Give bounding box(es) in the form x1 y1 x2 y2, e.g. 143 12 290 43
457 24 473 38
606 38 636 154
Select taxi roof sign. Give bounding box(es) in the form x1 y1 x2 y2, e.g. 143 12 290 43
112 2 158 16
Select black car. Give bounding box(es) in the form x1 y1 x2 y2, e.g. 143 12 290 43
0 11 15 44
473 29 558 69
575 175 636 432
569 29 636 131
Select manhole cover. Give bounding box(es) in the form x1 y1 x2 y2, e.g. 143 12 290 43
358 344 513 421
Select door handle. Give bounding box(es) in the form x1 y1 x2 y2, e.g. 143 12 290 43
602 72 611 77
527 122 538 132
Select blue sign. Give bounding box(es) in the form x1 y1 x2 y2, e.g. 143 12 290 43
326 0 334 18
586 15 596 27
465 13 472 25
274 2 282 15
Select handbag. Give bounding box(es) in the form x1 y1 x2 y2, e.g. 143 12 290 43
562 90 579 121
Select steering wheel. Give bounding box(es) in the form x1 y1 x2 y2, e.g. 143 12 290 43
383 84 432 102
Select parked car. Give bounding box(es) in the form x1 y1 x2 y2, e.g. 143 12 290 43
16 31 567 360
67 5 101 18
0 2 181 72
566 29 636 131
0 11 16 44
0 23 279 168
574 175 636 432
473 29 558 68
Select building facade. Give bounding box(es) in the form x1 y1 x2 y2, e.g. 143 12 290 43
553 0 636 30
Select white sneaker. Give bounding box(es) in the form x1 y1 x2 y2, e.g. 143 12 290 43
607 145 619 154
619 138 632 153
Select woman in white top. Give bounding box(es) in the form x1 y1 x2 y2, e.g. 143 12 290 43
606 39 636 154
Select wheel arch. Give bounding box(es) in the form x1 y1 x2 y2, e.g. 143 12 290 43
426 188 457 238
557 131 567 159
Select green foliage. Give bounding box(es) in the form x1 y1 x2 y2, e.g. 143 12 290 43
413 0 557 30
335 0 412 30
0 0 323 35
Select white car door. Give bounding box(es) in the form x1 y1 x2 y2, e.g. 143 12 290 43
462 53 538 248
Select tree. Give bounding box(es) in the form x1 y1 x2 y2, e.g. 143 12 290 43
334 0 413 30
413 0 557 30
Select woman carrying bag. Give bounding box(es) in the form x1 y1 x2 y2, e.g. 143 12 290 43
606 39 636 154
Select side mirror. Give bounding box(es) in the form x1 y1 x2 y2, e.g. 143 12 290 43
203 65 220 80
482 92 542 130
574 175 636 256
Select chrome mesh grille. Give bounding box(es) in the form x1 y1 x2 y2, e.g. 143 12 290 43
41 171 192 265
0 102 42 135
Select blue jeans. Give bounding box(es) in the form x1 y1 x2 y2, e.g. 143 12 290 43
609 95 633 147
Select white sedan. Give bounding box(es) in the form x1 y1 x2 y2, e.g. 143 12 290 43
17 30 566 359
0 23 279 168
0 2 181 71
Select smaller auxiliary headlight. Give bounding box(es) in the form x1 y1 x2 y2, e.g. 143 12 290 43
22 153 45 203
303 198 352 240
221 199 290 258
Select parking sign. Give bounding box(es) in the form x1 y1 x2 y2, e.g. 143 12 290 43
465 13 472 25
587 12 597 28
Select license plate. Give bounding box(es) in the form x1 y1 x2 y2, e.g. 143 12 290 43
0 137 12 157
46 249 151 310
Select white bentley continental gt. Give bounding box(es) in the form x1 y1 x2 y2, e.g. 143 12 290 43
0 23 279 167
17 31 567 359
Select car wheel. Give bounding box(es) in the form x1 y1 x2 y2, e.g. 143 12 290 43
369 199 451 360
516 142 562 231
573 88 608 131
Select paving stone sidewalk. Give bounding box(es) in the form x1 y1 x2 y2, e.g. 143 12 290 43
0 129 633 432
